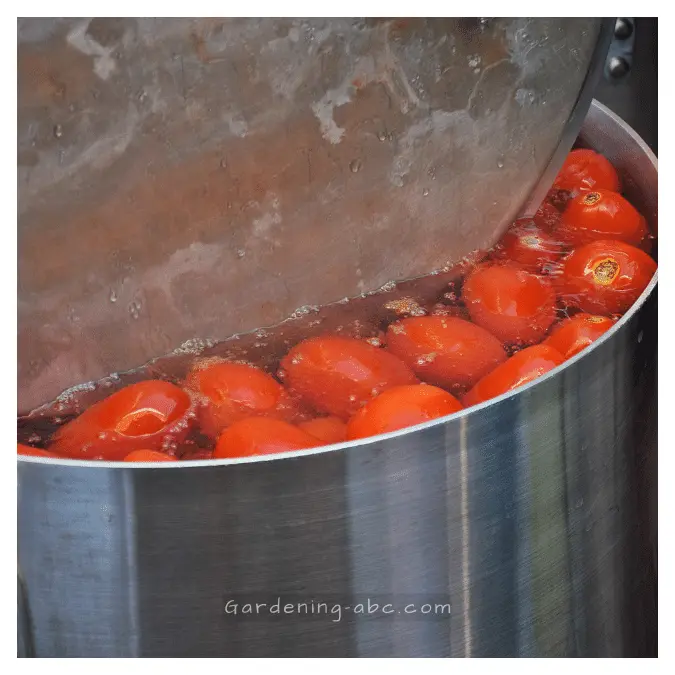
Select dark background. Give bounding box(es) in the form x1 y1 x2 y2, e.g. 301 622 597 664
596 18 657 153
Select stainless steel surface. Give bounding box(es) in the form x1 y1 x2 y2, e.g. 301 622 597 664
17 17 611 413
17 101 657 657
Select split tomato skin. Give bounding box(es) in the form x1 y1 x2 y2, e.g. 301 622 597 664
214 417 322 459
553 148 620 193
533 202 562 231
463 345 564 408
280 335 417 420
17 443 60 458
556 189 648 247
385 316 507 391
495 220 568 273
462 263 557 345
50 380 194 461
185 359 303 439
346 384 463 441
298 416 347 444
124 449 178 462
555 239 657 315
544 313 616 360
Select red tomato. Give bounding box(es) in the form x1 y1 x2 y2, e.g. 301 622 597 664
463 345 564 407
280 336 417 420
544 313 616 360
51 380 194 461
185 359 303 438
555 240 657 315
546 188 573 212
556 189 648 247
180 447 214 461
553 148 620 193
347 384 463 440
462 263 557 345
385 316 507 391
123 449 177 462
298 416 347 444
214 418 321 458
495 220 567 273
17 443 60 458
533 201 561 230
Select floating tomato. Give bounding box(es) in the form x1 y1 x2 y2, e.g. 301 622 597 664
185 359 303 438
280 336 417 419
17 443 60 458
463 345 564 407
124 449 178 462
556 189 648 247
298 416 347 444
385 316 507 391
50 380 194 461
553 148 620 193
544 313 616 360
555 239 656 315
214 418 321 459
346 384 463 440
495 220 567 273
462 263 557 345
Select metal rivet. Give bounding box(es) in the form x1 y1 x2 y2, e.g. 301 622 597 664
614 18 633 40
608 56 630 79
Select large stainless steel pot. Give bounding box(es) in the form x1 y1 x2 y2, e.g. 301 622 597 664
17 100 657 657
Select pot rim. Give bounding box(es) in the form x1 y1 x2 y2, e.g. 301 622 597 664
18 100 658 469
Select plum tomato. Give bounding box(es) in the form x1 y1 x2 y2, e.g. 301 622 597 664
544 313 615 360
462 263 557 345
51 380 194 461
495 220 567 273
298 416 347 444
463 345 564 408
385 316 507 391
214 418 322 459
17 443 60 458
555 240 657 315
346 384 463 440
553 148 620 193
280 336 417 420
556 189 648 247
123 449 178 462
185 359 303 438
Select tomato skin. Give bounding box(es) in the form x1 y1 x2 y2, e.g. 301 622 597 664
281 336 417 420
17 443 60 458
544 313 616 360
298 416 347 444
555 240 657 315
556 189 648 247
346 384 463 440
495 220 568 273
462 263 557 345
214 418 321 458
124 449 177 462
185 359 303 439
553 149 620 193
533 202 561 230
463 345 564 407
51 380 194 461
385 316 507 391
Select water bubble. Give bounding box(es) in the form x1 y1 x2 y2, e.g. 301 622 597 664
277 368 287 380
348 395 357 402
423 188 429 197
291 355 303 365
575 498 584 508
392 174 404 187
220 157 228 169
497 158 504 169
376 130 388 142
128 299 142 320
255 329 269 338
349 159 362 173
53 124 63 138
27 433 42 444
109 289 118 303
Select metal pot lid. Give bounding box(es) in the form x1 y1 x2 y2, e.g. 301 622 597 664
18 18 612 412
